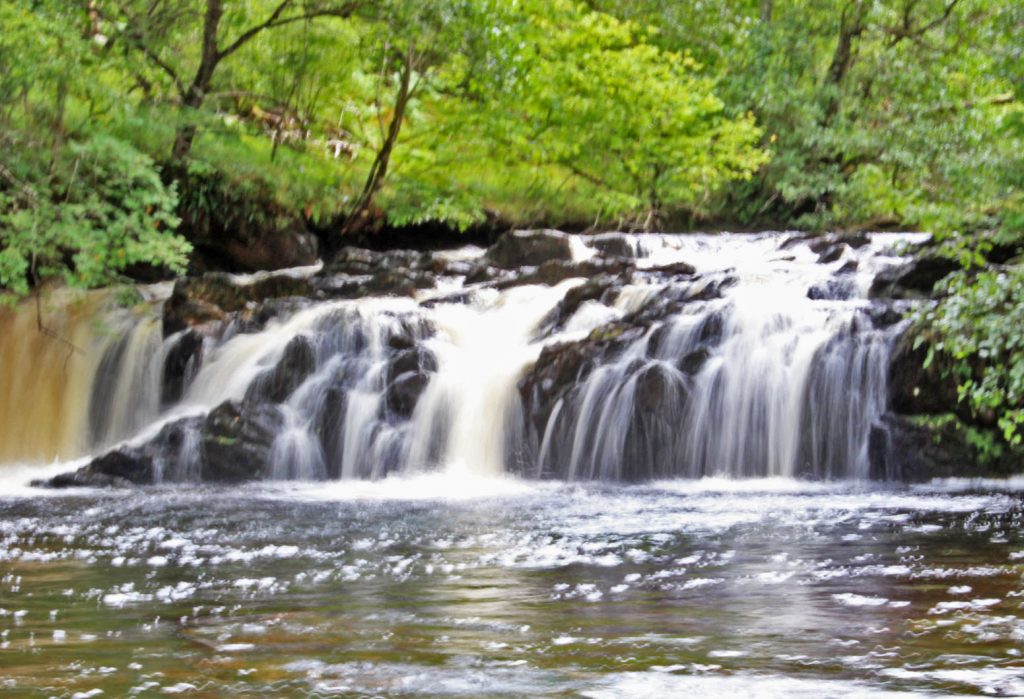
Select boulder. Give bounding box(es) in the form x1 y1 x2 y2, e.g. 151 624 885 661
162 329 204 406
200 401 283 483
868 414 1024 481
870 254 959 299
164 272 313 336
386 371 431 417
887 332 960 416
589 233 642 258
245 335 317 404
484 229 574 268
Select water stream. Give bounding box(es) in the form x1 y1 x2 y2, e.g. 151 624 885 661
4 232 1020 696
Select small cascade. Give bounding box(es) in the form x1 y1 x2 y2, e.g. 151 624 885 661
0 290 168 463
0 231 925 482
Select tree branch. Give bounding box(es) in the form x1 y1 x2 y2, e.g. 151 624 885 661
218 1 360 61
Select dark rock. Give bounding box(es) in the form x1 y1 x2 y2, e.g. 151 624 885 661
838 260 859 274
200 401 283 483
495 258 634 291
870 254 959 299
164 272 313 336
887 332 960 416
386 371 431 417
420 290 476 308
387 347 438 385
589 233 642 258
484 229 574 268
183 197 319 273
678 348 710 375
865 303 904 328
644 261 697 278
868 414 1024 481
816 243 848 264
162 329 204 406
807 278 856 301
809 232 871 253
33 450 151 489
464 264 497 285
245 335 317 404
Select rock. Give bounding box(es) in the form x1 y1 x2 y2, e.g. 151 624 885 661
868 414 1024 481
678 348 710 375
183 199 319 273
869 254 959 299
887 332 960 416
162 329 204 406
245 335 317 404
386 371 431 417
809 232 870 253
484 229 574 268
589 233 642 258
644 261 697 278
816 243 848 264
33 450 150 489
387 347 438 385
807 278 856 301
200 401 283 483
164 272 313 336
494 258 634 291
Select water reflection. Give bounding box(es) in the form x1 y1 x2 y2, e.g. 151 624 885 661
0 477 1023 696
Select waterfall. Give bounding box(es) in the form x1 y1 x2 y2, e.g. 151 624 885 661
0 232 922 481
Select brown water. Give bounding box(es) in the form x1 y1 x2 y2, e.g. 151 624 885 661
1 476 1023 697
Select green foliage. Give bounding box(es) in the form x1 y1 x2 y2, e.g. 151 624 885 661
916 268 1024 446
0 135 190 300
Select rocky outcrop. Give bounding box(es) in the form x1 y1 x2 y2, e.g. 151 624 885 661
200 401 283 482
244 335 317 404
886 331 960 416
36 399 284 488
869 414 1024 481
484 229 574 268
163 272 313 336
870 254 959 299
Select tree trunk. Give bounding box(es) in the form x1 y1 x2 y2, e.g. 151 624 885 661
341 47 414 236
822 0 869 126
171 0 224 162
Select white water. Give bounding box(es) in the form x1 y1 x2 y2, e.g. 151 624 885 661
0 232 927 482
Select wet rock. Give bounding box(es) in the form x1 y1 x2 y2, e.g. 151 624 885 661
35 417 205 488
34 450 151 489
644 261 697 278
868 414 1023 481
887 332 960 416
464 263 498 285
245 335 317 405
484 229 574 269
200 401 283 483
495 258 635 291
807 278 856 301
816 243 848 264
589 233 642 258
387 347 438 385
869 254 959 299
678 348 710 375
539 274 625 332
162 329 204 406
386 371 431 417
810 232 870 253
164 272 313 336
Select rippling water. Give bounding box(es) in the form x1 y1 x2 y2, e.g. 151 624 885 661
2 477 1024 697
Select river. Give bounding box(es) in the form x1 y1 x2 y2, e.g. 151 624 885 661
2 475 1023 696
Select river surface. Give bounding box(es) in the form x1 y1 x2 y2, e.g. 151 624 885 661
2 474 1023 697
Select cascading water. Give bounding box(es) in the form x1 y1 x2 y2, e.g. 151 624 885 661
0 232 923 482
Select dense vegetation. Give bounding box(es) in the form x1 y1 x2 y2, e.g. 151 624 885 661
0 0 1021 448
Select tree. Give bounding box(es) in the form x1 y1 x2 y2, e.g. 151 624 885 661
94 0 365 161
